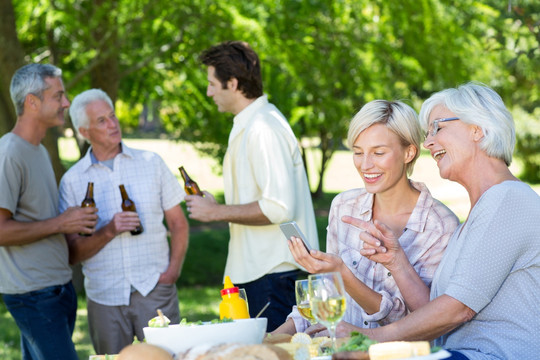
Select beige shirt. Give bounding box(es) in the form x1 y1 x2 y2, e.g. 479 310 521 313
223 95 318 283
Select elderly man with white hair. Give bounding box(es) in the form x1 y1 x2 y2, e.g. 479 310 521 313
59 89 189 355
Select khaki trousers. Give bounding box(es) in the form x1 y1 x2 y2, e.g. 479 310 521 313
87 283 180 355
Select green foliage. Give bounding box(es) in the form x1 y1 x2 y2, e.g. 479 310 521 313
178 286 221 322
3 0 540 190
514 107 540 183
0 300 19 359
516 133 540 182
483 0 540 111
178 226 230 286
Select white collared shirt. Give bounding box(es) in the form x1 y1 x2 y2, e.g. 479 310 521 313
59 142 185 306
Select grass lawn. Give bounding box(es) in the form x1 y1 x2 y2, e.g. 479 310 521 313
0 286 223 359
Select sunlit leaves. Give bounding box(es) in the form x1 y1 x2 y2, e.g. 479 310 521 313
5 0 539 185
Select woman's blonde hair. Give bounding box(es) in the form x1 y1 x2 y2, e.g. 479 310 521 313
347 100 423 176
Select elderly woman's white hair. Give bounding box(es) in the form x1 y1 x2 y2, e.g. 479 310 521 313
347 100 423 176
419 82 515 166
69 88 114 141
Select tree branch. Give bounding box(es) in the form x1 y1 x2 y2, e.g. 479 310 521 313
119 30 185 78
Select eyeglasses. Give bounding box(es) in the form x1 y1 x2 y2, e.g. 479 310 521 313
426 117 460 137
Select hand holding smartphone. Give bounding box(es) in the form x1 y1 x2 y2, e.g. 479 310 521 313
279 221 312 253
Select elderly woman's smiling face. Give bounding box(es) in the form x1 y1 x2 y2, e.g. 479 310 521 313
423 104 479 183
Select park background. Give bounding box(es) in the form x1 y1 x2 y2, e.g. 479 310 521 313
0 0 539 358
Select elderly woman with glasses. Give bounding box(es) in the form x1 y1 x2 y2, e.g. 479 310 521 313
332 82 540 360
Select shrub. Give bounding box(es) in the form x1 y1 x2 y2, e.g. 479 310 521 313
513 107 540 183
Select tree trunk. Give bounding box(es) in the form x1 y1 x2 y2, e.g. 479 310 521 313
0 95 14 135
299 143 311 193
69 0 120 159
0 0 25 133
43 127 66 184
0 0 66 182
314 134 332 199
90 0 120 102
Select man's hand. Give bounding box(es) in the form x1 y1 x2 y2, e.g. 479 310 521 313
185 191 219 222
65 211 142 264
158 267 180 284
58 206 98 235
107 211 142 236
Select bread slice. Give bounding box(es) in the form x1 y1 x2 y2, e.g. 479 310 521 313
176 343 292 360
368 341 430 360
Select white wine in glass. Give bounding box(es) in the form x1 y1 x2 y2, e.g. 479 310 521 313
308 272 346 352
295 279 317 324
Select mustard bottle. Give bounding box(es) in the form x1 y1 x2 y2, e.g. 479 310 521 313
219 276 250 320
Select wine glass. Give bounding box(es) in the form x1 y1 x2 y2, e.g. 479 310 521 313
295 279 317 324
239 288 249 314
308 272 347 352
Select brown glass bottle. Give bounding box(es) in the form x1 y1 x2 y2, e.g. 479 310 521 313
118 184 144 235
179 166 202 196
79 182 95 237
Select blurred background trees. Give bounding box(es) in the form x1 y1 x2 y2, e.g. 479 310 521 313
0 0 538 189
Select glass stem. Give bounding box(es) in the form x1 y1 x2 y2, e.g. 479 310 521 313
328 324 337 353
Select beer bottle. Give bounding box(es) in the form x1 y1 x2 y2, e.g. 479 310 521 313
118 184 144 235
79 182 95 237
179 166 202 196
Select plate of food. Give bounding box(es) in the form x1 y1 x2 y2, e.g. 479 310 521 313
332 332 450 360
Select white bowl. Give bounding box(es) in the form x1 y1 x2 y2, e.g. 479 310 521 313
143 318 268 355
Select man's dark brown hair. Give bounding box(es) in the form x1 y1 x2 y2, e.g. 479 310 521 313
200 41 263 99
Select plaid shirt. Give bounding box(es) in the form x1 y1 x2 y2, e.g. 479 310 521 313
59 143 185 306
290 181 459 330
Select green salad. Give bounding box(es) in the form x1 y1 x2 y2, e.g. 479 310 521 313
337 331 378 352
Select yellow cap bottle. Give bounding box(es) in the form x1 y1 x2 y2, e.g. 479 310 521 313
219 276 250 320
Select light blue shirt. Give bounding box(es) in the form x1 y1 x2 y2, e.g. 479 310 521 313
431 181 540 360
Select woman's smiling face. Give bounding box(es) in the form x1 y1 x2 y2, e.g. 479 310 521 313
353 123 415 195
423 104 476 182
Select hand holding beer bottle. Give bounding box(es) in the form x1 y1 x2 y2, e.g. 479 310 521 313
179 166 202 196
80 182 96 236
118 184 144 235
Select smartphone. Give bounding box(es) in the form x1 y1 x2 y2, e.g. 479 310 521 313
279 221 312 252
